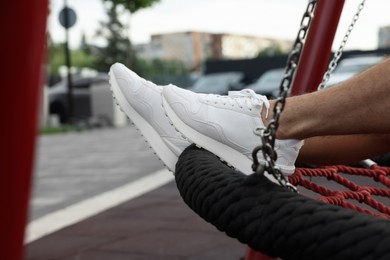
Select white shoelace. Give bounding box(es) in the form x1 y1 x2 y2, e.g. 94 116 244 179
229 89 270 117
203 89 270 117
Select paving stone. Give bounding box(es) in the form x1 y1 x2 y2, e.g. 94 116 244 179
26 234 119 260
26 181 245 259
61 250 182 260
101 228 239 257
60 216 171 237
186 243 246 260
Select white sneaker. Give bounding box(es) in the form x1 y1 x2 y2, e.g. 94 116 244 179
162 85 303 176
109 63 190 172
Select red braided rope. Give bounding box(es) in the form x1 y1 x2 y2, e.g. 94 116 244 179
289 165 390 219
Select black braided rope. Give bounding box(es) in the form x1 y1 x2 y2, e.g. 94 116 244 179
175 145 390 260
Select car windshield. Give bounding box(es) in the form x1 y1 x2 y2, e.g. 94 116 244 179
249 69 284 92
191 72 243 93
333 56 384 74
256 69 283 84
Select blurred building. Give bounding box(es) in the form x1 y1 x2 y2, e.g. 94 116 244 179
134 31 293 69
378 25 390 48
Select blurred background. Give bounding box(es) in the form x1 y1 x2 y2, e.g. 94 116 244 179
42 0 390 128
27 0 390 259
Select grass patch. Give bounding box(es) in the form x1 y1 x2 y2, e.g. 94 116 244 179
40 125 77 135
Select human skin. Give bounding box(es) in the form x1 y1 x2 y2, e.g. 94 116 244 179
263 58 390 165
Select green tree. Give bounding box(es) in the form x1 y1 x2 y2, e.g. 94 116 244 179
257 45 286 57
93 0 160 72
80 32 92 55
135 58 187 78
94 2 131 71
105 0 159 13
48 42 96 76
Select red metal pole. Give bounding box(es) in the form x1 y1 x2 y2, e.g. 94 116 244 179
0 0 48 259
246 0 345 259
291 0 345 95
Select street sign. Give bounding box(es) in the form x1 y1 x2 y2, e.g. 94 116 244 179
59 7 77 29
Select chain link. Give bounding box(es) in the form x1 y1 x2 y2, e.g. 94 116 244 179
318 0 367 90
252 0 367 191
252 0 317 192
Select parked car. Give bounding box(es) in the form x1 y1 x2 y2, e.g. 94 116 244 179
189 72 244 94
246 68 285 98
326 55 385 86
48 73 109 124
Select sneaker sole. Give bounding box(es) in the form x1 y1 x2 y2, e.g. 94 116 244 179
162 95 295 177
109 69 178 172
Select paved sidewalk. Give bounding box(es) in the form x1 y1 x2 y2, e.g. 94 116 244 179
26 181 246 260
27 126 246 259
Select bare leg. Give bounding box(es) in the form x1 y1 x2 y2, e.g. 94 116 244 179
261 58 390 165
276 58 390 140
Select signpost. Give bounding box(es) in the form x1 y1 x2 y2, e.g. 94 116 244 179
59 2 77 123
59 7 76 29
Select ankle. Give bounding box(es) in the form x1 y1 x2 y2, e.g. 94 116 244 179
261 99 292 140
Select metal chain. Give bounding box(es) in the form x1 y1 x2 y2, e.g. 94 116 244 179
318 0 367 90
252 0 317 192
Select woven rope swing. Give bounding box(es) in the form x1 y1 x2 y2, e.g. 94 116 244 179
174 1 390 259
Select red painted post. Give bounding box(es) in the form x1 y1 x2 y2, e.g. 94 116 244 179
245 0 345 259
0 0 48 259
291 0 345 95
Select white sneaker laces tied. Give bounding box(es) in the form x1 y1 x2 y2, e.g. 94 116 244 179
227 89 270 118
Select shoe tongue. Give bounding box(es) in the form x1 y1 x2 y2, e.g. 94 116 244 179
228 89 270 117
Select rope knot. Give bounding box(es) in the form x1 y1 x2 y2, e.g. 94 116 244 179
356 187 371 202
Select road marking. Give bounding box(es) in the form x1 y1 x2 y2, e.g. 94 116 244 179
26 169 174 243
